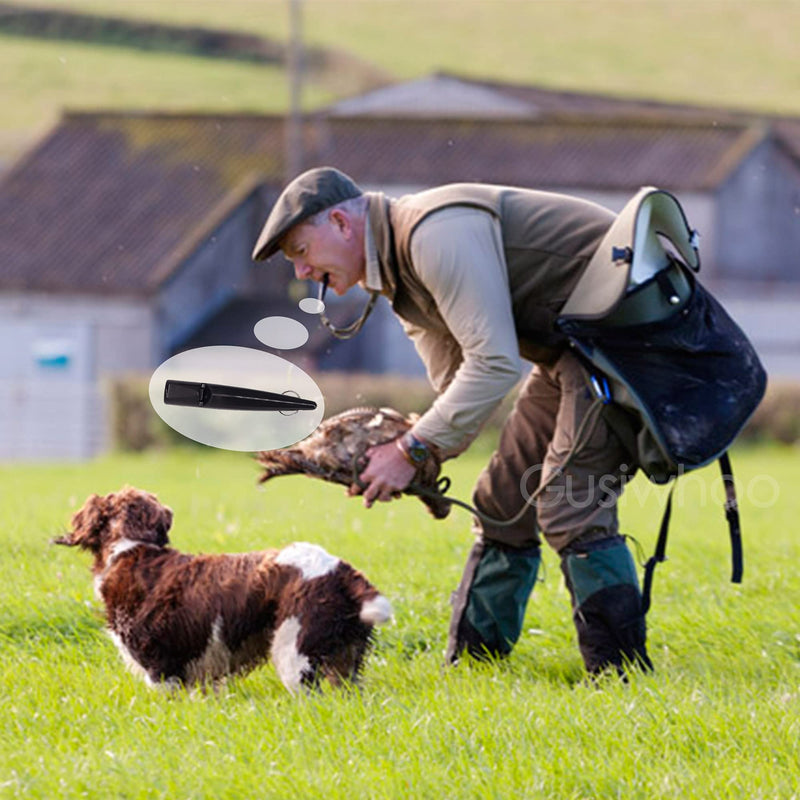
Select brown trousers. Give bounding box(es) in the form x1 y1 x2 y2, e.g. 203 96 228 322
472 350 634 553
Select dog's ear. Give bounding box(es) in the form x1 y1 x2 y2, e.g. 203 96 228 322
115 488 173 546
53 493 110 552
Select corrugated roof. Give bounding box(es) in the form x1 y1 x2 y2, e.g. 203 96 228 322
0 110 768 294
432 73 800 157
773 119 800 161
0 113 283 295
446 72 730 119
328 75 538 118
336 73 800 158
312 116 753 191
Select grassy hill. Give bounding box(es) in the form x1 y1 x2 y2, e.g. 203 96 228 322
2 0 799 163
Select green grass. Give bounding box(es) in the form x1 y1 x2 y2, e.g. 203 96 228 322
0 32 337 158
3 0 800 162
9 0 800 112
1 442 798 798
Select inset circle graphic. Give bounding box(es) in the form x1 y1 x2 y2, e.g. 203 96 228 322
253 316 309 349
299 297 325 314
149 346 324 451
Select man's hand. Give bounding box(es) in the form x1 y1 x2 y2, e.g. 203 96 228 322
351 439 417 509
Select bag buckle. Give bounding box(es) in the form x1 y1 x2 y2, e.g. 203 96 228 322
590 374 612 404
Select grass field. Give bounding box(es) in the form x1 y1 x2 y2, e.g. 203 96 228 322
1 442 797 798
12 0 800 113
0 33 339 160
3 0 800 162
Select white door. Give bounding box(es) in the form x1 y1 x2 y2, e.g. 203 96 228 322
0 321 96 460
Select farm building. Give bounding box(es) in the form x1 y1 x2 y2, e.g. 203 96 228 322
1 74 799 459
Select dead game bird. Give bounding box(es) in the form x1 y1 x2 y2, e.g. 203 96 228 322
256 407 451 519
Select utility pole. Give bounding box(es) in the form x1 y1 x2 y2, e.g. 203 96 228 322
286 0 304 181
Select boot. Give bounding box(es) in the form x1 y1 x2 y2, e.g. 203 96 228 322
446 539 540 663
561 535 653 676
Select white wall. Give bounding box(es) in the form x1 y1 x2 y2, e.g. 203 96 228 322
715 140 800 282
0 293 153 460
155 197 257 358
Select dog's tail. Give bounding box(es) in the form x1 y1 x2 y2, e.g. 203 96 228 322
359 592 393 625
344 567 392 626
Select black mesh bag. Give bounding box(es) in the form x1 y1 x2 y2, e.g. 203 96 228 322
559 269 767 484
556 187 768 609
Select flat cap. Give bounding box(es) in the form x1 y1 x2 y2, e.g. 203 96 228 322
252 167 363 261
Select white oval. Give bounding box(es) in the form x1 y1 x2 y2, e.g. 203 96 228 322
148 346 324 451
299 297 326 315
253 316 309 349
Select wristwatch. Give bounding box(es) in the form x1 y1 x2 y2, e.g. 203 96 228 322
398 431 430 467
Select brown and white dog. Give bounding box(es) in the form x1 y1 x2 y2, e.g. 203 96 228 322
54 486 392 693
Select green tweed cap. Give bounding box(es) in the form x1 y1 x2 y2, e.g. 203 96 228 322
252 167 364 261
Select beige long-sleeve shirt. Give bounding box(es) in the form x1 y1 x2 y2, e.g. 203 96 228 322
366 206 522 455
362 185 614 457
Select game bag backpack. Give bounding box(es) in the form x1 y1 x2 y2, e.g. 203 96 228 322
557 187 768 611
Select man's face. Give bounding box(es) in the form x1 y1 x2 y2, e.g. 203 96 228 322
280 209 364 296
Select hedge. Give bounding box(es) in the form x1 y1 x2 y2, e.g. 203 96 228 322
109 372 799 452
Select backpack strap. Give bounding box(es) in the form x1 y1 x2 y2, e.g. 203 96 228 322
641 452 743 616
719 451 744 583
641 484 674 615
